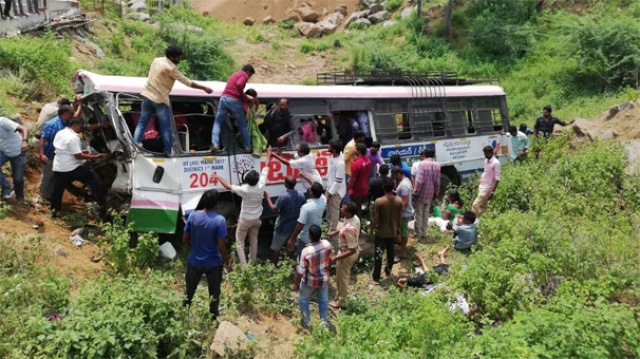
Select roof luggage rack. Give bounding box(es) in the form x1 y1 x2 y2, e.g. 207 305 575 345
316 71 500 86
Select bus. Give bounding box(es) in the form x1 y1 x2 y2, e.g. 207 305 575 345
72 70 511 233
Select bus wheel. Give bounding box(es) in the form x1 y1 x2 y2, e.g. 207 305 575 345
438 173 453 201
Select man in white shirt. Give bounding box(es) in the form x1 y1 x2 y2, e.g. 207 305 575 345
50 118 109 217
325 139 346 233
272 143 322 194
410 150 426 187
214 157 269 266
0 114 29 204
502 125 529 163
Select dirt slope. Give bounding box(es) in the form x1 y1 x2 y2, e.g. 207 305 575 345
191 0 360 22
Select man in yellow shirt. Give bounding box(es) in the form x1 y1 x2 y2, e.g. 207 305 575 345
133 45 212 157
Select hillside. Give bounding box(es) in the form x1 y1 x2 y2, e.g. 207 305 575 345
191 0 360 22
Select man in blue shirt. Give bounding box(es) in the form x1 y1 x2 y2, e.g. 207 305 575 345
183 189 231 320
390 154 412 181
287 182 327 260
449 211 477 251
265 175 305 266
39 105 74 202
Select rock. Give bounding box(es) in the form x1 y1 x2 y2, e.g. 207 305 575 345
260 64 269 70
344 9 369 28
351 18 372 29
323 12 344 26
262 15 276 24
362 0 377 7
426 4 444 18
368 10 389 24
282 9 299 22
287 64 297 69
608 105 619 120
369 3 384 14
296 21 323 38
382 20 397 27
336 5 348 16
299 7 321 22
129 12 150 21
401 6 416 19
129 0 146 12
53 244 67 258
243 17 255 26
319 21 338 35
569 119 592 139
599 130 619 140
210 321 249 357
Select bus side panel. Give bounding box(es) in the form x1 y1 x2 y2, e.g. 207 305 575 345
179 154 234 216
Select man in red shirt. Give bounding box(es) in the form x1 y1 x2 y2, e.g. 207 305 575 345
347 143 371 218
211 64 255 154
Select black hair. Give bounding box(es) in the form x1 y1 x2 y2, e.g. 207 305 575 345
390 154 401 166
244 170 260 186
67 118 83 127
371 141 381 149
58 104 73 117
463 211 476 224
57 98 71 106
165 44 184 58
379 164 390 176
308 224 322 243
447 190 463 206
299 143 310 155
196 189 219 210
245 88 257 97
509 125 517 133
382 177 394 193
543 105 552 113
354 130 365 139
425 148 435 158
519 123 528 132
310 182 324 198
284 176 296 189
483 145 494 153
343 201 358 217
356 142 367 156
391 166 403 176
328 139 343 153
242 64 255 75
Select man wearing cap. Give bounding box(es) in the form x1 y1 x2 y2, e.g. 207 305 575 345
0 114 29 205
471 145 501 217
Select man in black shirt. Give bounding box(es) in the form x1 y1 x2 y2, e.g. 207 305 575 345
264 98 295 148
534 105 571 138
368 164 390 204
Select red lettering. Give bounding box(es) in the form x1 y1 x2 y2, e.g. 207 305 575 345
189 173 198 189
209 172 218 186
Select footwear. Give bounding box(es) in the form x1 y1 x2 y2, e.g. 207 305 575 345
371 276 381 285
2 188 14 200
164 152 173 158
393 256 404 264
328 300 341 309
384 266 392 277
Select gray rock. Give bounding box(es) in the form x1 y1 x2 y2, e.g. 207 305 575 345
336 5 348 16
323 12 344 26
243 17 255 26
262 15 276 25
282 11 299 22
362 0 377 7
210 321 249 357
129 0 146 12
351 18 372 29
401 6 416 19
129 12 150 21
319 21 338 35
296 21 322 38
344 9 369 28
368 10 389 24
382 20 396 27
369 3 384 14
299 6 321 22
260 64 269 70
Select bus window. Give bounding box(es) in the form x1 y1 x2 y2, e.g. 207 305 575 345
475 97 504 132
374 113 398 142
291 114 333 149
396 113 411 140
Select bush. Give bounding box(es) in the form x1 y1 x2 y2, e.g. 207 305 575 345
100 212 160 274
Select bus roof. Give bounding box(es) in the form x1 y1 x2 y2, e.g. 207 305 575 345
74 70 506 99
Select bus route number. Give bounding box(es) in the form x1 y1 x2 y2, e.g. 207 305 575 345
189 171 219 189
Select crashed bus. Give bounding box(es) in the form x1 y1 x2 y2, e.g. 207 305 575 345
72 70 511 233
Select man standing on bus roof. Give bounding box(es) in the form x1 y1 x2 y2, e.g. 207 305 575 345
413 148 440 240
533 105 571 139
134 45 213 158
471 145 501 217
211 64 256 154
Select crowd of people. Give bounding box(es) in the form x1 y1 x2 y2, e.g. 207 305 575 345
1 0 42 19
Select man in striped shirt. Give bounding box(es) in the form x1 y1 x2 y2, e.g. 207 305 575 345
293 224 333 328
413 148 440 240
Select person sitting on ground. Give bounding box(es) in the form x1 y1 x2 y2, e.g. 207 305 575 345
446 211 478 251
293 224 333 329
271 143 322 194
327 201 360 309
395 251 450 290
432 190 464 221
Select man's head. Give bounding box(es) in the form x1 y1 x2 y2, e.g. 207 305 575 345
308 224 322 243
279 98 289 112
297 143 311 156
379 164 390 177
543 105 552 118
356 143 367 156
462 211 476 224
425 148 435 159
328 139 343 156
354 131 365 143
242 64 256 77
519 123 528 133
245 88 257 98
243 170 260 186
341 201 357 219
419 150 427 160
284 176 296 190
165 45 184 64
57 98 71 107
310 182 324 198
390 154 401 166
483 145 494 159
198 189 219 210
68 118 84 133
382 177 395 194
58 105 74 121
509 125 518 136
391 166 404 182
370 141 381 155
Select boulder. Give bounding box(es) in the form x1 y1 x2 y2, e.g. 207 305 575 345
369 3 384 14
344 9 369 28
368 10 389 24
296 22 322 38
319 21 339 35
210 321 249 357
336 5 348 16
129 12 150 21
401 6 416 19
282 11 299 22
243 17 255 26
569 119 592 139
129 0 146 12
351 18 372 29
262 15 276 25
323 11 344 26
382 20 397 27
299 6 321 22
362 0 377 7
425 4 443 18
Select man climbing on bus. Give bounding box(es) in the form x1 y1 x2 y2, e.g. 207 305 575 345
211 64 256 154
134 45 212 158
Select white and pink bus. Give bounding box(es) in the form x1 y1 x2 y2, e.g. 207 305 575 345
72 70 511 233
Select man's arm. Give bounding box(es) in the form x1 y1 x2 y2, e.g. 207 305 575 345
299 172 314 187
182 232 190 247
287 222 304 247
14 124 29 152
264 192 278 212
74 152 109 160
271 152 290 166
212 173 232 190
433 165 441 199
191 81 213 94
217 236 232 272
38 136 48 164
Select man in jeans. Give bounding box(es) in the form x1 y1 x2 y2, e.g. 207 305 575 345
183 189 231 320
325 139 346 234
211 64 256 154
293 224 332 328
264 175 305 266
0 114 29 205
134 45 212 157
287 182 326 260
413 148 440 240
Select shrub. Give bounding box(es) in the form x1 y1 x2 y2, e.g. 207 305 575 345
385 0 403 13
100 212 160 274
